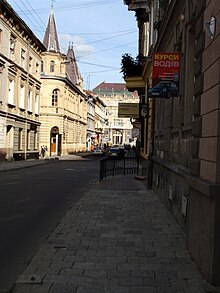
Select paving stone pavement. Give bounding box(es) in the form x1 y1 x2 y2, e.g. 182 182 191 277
10 175 219 293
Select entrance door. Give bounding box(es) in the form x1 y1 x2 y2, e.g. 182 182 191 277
50 126 60 156
58 134 62 155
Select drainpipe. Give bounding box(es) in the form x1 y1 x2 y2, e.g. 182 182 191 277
149 97 155 188
24 39 31 160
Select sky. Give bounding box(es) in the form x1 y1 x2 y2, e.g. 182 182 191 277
7 0 138 90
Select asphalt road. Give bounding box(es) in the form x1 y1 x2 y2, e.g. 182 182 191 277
0 158 100 293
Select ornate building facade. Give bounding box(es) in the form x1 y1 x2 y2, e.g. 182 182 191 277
0 0 45 161
93 82 139 146
86 91 96 151
39 9 87 156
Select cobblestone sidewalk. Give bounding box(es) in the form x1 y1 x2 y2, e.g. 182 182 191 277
11 177 218 293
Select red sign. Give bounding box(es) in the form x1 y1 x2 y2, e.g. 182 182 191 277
150 52 180 98
152 52 180 85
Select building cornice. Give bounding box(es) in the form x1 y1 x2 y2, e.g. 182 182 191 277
0 0 46 53
40 75 87 99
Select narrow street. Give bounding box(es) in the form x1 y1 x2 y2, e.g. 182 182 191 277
0 158 100 293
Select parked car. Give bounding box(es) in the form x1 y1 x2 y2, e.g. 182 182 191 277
148 81 179 98
108 146 127 158
93 148 104 156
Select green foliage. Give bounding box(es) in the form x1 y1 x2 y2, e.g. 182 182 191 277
120 53 143 78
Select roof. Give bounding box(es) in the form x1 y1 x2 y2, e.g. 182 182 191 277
66 45 82 86
93 82 127 92
43 9 60 52
93 82 134 97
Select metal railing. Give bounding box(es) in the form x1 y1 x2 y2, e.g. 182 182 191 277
99 155 140 181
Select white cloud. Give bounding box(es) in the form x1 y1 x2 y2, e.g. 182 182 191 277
59 34 94 60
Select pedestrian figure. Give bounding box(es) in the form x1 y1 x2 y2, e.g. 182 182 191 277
41 145 45 157
44 146 48 157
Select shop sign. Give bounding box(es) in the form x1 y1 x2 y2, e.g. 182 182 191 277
149 52 180 98
118 103 139 118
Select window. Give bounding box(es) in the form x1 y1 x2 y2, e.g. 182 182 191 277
27 89 32 112
18 128 23 150
41 61 44 73
35 93 39 114
34 131 37 150
36 63 39 73
52 89 58 106
21 49 25 67
50 61 55 72
29 56 32 71
10 35 16 60
8 77 14 104
19 83 25 109
27 130 30 150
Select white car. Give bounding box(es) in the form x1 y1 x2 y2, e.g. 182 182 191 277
93 148 104 155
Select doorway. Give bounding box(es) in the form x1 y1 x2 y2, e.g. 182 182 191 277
50 126 61 156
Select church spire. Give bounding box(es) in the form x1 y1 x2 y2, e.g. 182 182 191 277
43 5 60 52
66 43 83 86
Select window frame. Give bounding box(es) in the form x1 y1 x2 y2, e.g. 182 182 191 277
19 82 25 109
18 128 23 150
21 49 25 68
52 89 59 107
35 93 39 114
27 88 33 112
50 60 55 72
9 35 16 60
8 76 15 105
27 129 30 150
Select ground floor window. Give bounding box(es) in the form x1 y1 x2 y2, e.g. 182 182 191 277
27 130 30 150
18 128 23 150
34 130 38 150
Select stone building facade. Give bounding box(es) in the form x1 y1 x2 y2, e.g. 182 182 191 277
94 95 106 147
123 0 220 285
86 91 96 151
39 9 87 155
0 0 45 161
93 82 139 146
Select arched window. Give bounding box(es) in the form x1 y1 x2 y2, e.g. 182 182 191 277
52 89 59 106
50 60 55 72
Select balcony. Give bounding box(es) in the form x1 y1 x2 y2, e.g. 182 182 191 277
121 53 145 94
124 76 145 93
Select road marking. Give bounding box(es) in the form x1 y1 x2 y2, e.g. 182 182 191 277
65 169 75 171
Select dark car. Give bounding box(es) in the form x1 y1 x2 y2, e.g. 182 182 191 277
148 81 179 98
108 146 127 158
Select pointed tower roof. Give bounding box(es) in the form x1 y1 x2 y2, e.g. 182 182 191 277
66 44 83 86
43 8 60 52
